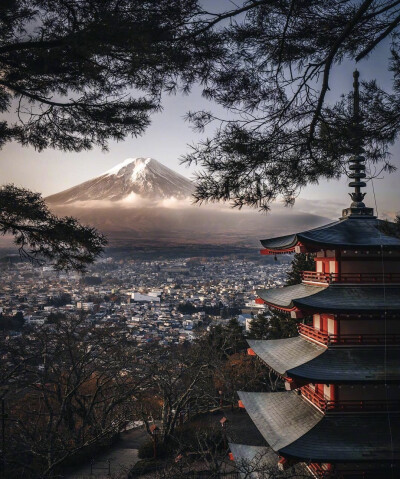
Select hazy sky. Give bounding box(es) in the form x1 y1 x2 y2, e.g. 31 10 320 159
1 23 399 220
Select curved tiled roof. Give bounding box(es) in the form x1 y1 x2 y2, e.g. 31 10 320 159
237 391 323 451
256 284 324 309
282 412 400 462
260 217 400 251
248 338 400 383
247 337 324 376
239 391 400 463
257 284 400 312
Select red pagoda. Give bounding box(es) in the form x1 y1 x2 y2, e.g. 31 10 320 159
229 72 400 478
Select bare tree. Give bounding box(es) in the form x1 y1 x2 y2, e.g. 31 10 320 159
135 343 215 445
1 315 148 477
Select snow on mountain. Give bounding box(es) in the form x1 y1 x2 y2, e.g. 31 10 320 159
46 157 194 205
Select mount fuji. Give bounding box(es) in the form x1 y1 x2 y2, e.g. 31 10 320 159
46 157 194 204
46 157 330 249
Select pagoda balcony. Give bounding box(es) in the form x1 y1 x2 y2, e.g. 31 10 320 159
298 323 400 346
307 463 332 478
301 385 400 413
302 271 400 284
298 323 329 345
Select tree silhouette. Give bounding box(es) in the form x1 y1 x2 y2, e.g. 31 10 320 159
0 185 106 272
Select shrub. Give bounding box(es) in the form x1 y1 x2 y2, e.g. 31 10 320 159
138 439 168 459
128 458 164 477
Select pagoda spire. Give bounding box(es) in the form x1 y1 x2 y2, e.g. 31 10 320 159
342 70 375 218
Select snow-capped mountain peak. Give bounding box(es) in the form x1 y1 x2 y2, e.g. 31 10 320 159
46 157 194 205
105 157 152 178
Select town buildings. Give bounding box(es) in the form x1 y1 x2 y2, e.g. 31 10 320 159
0 256 288 344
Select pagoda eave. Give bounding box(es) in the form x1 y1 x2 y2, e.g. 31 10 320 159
257 284 400 313
248 338 400 384
238 391 400 463
260 217 400 252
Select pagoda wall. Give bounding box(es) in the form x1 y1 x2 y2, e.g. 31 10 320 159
339 318 400 335
340 258 400 275
337 384 400 401
313 313 337 334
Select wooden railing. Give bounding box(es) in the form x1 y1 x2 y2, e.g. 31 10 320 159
301 385 400 412
307 463 332 478
302 271 400 284
301 385 327 411
298 323 329 345
298 323 400 346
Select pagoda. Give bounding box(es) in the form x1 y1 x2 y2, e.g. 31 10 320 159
229 72 400 478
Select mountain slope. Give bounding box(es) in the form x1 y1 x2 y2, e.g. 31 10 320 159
45 156 331 248
46 157 194 204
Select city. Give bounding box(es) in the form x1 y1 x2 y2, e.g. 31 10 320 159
0 255 289 343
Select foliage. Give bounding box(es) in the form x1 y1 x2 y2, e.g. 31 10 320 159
378 215 400 238
47 292 72 307
1 2 400 209
286 253 315 286
267 309 299 340
0 0 222 152
0 185 107 272
205 318 248 358
248 314 270 340
0 311 24 331
81 275 102 286
182 1 400 209
252 253 315 340
129 458 165 477
138 439 168 460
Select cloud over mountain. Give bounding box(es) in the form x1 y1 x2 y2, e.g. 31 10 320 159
46 157 330 248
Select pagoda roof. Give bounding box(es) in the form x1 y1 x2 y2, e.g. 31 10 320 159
229 443 308 479
238 391 400 463
257 284 400 312
256 283 324 310
248 338 400 383
247 337 324 376
260 217 400 252
237 391 323 451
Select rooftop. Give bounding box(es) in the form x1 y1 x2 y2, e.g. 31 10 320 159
248 338 400 383
260 216 400 252
257 284 400 312
238 391 400 463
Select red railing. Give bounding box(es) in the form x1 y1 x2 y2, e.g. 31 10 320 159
298 323 329 345
301 385 400 412
302 271 400 284
298 323 400 346
307 463 332 478
301 385 327 410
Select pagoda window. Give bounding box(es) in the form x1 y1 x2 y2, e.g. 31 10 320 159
316 260 324 273
324 383 336 401
313 314 321 330
327 315 337 335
